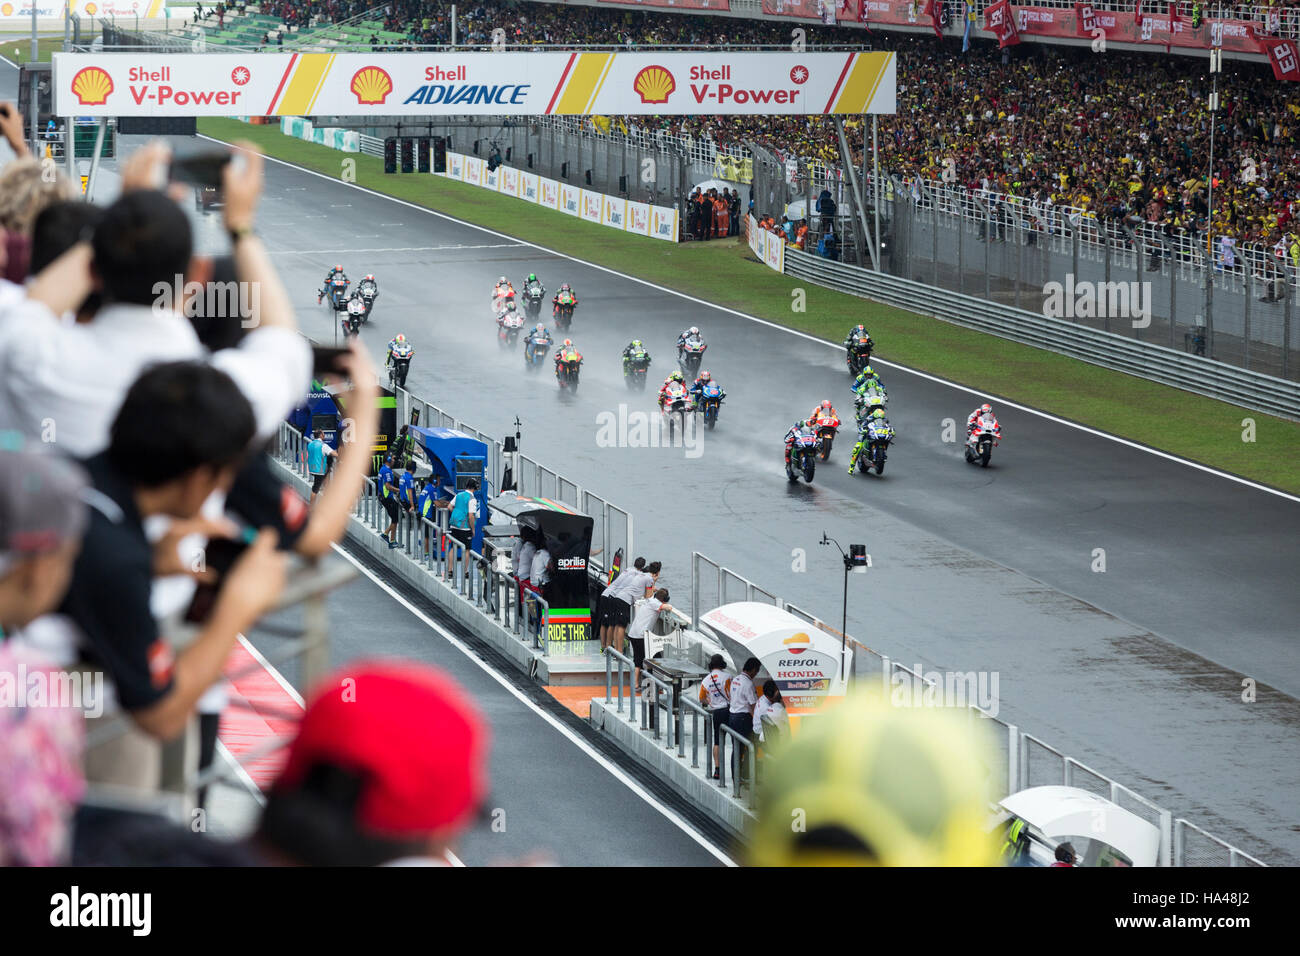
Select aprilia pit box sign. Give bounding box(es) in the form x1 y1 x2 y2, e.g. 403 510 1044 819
53 51 896 117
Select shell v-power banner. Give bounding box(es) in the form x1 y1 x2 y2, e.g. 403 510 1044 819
53 51 896 116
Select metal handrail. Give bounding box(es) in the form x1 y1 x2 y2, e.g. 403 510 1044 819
604 646 637 723
717 721 757 809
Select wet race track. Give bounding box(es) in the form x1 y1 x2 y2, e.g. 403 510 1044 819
124 134 1300 862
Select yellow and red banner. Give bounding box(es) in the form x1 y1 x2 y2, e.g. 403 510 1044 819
52 51 896 116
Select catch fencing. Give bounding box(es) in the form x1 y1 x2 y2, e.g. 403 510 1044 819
688 551 1266 866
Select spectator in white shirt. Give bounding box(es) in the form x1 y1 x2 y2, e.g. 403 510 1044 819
627 588 672 694
696 653 732 780
728 657 762 784
597 556 645 651
753 680 789 749
0 141 310 454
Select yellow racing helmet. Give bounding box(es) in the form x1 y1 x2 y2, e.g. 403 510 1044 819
747 689 999 867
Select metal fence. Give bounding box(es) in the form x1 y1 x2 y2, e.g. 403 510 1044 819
686 550 1265 866
783 245 1300 419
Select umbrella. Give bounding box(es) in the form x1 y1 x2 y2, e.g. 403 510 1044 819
691 179 733 194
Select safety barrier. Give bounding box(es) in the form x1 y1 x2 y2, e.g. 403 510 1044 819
781 245 1300 420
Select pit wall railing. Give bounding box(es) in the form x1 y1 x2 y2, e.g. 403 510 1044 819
275 422 555 657
392 385 634 581
685 550 1266 866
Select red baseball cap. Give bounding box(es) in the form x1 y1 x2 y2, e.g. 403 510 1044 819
277 660 489 838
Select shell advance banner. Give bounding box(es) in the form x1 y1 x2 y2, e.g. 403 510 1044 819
52 51 897 116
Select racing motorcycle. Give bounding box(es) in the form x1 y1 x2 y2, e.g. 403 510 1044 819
846 338 873 377
556 345 583 393
326 275 350 311
522 279 546 319
679 335 707 379
623 346 651 391
786 425 819 484
660 382 695 440
965 415 1001 467
524 333 552 372
854 383 888 423
497 311 525 349
491 286 516 320
812 411 841 461
698 381 725 430
387 343 413 389
357 278 378 322
852 417 895 476
342 293 367 337
553 290 577 331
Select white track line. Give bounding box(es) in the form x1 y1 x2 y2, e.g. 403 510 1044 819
270 243 524 254
237 633 306 707
206 133 1300 506
330 541 738 867
216 740 269 807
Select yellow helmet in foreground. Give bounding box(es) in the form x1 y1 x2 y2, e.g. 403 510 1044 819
748 690 999 867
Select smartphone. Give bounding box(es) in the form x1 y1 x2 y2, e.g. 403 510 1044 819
183 535 251 624
169 150 231 188
311 345 351 377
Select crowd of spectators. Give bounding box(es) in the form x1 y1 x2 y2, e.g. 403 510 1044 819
254 1 1297 250
0 104 496 865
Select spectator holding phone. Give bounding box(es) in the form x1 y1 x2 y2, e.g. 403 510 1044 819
53 362 287 763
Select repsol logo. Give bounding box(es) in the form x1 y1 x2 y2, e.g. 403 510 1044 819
403 83 531 105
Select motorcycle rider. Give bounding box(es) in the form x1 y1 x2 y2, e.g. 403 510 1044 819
622 339 651 370
552 282 578 314
319 263 347 304
844 324 875 356
852 364 886 396
554 337 582 373
690 369 724 404
806 399 840 427
784 419 816 471
492 275 515 311
522 272 545 298
676 326 705 358
524 322 552 365
658 370 691 411
966 403 1001 445
343 290 367 333
386 333 413 372
849 407 894 474
497 299 520 326
358 273 379 300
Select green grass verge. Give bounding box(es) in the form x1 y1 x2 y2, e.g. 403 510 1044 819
199 116 1300 493
0 37 65 65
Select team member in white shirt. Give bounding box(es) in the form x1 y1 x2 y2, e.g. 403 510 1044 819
752 680 789 748
697 654 732 780
727 657 762 784
603 560 659 655
626 587 673 696
597 556 645 651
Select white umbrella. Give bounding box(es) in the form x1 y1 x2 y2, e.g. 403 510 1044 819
691 179 733 194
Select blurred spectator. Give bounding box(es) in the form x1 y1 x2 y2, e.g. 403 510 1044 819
253 659 488 866
0 442 90 867
1052 842 1078 867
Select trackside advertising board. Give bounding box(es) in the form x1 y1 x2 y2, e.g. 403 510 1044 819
441 151 679 242
52 51 897 116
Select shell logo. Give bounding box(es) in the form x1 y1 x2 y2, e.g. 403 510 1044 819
84 2 97 12
71 66 114 106
632 65 675 105
783 632 812 655
0 4 13 16
350 66 393 105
